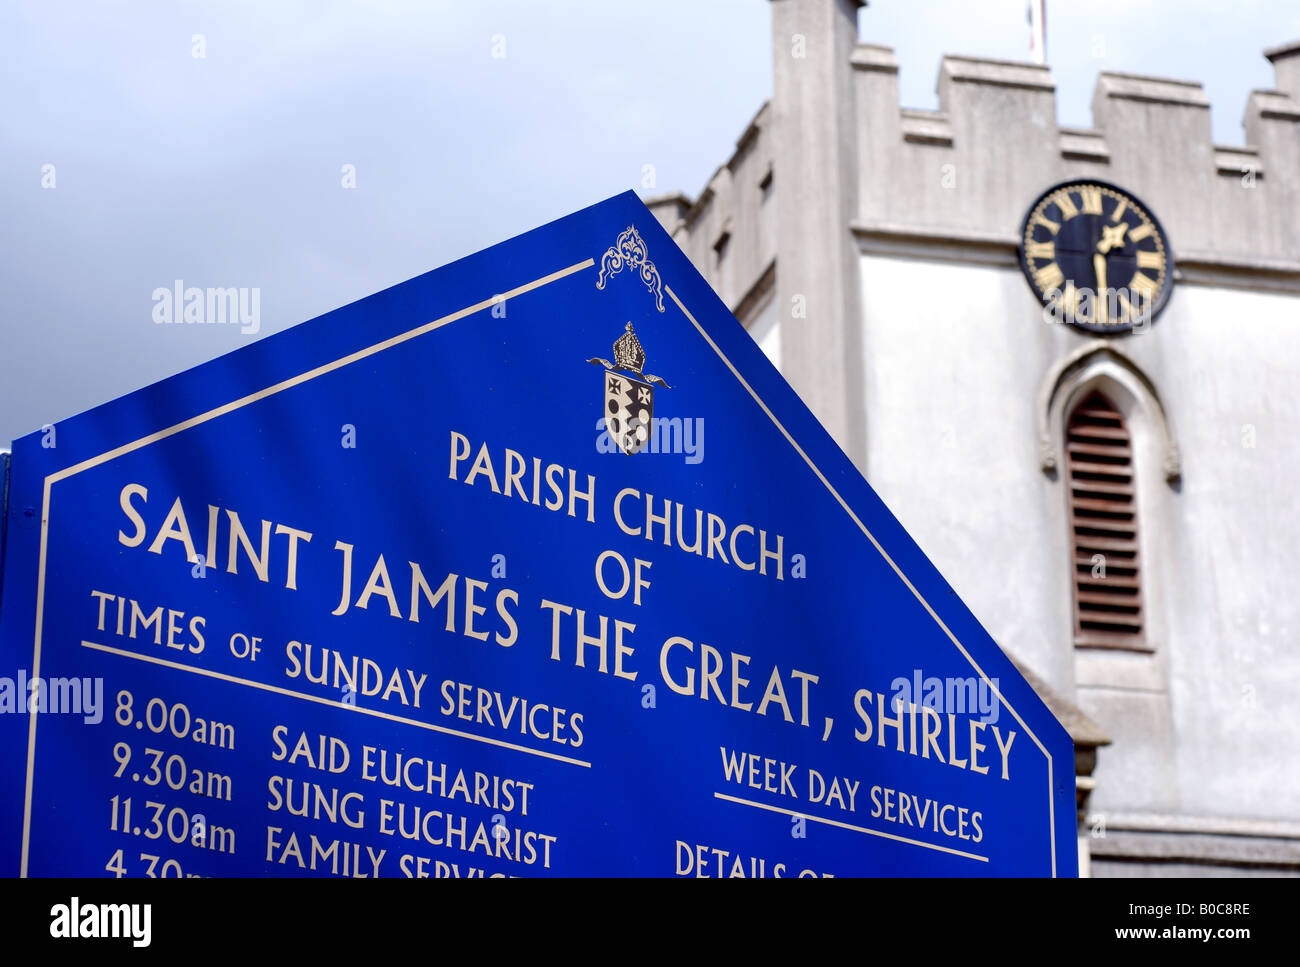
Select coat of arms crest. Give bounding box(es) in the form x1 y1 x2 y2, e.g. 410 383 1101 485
588 322 670 455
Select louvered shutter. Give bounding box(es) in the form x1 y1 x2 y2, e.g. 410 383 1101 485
1066 392 1146 649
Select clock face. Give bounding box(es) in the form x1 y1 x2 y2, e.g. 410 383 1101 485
1019 180 1174 333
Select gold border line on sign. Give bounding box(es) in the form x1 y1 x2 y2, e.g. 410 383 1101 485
20 258 594 876
714 792 989 863
81 641 592 768
664 284 1058 878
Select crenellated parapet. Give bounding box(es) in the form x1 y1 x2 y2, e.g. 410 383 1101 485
1266 40 1300 98
644 101 778 322
851 43 1300 275
653 27 1300 305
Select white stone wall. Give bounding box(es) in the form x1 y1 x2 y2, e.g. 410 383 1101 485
1123 283 1300 822
857 250 1300 830
857 255 1074 688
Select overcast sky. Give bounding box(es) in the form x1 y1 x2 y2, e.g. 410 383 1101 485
3 0 1297 446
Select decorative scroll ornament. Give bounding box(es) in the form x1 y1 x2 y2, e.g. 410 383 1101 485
596 225 665 312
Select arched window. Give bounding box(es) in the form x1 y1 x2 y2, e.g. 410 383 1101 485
1065 391 1146 650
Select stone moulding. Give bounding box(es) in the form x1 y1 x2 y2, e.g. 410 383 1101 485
1037 340 1182 483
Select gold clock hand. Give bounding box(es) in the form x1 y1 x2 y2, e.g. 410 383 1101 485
1094 253 1109 325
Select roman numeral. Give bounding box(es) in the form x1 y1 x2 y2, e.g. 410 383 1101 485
1080 186 1103 215
1136 250 1165 270
1053 190 1080 220
1026 241 1055 260
1110 198 1129 223
1034 262 1065 292
1129 222 1154 242
1032 213 1060 234
1130 272 1158 299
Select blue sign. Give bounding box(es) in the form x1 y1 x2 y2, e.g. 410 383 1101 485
0 192 1076 877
